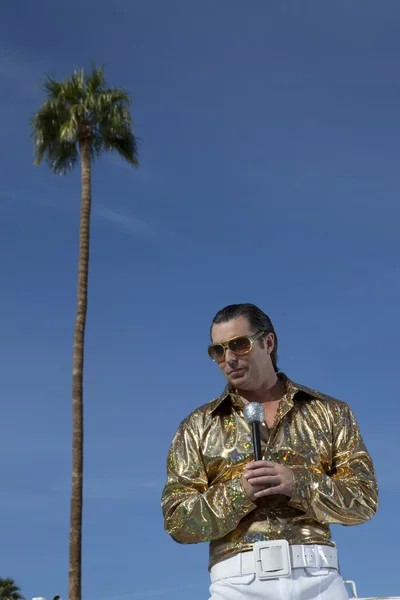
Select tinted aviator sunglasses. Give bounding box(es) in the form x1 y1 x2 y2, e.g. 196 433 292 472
208 330 267 362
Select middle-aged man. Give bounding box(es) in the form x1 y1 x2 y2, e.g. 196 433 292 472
161 303 378 599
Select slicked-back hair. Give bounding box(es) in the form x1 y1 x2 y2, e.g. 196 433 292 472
210 303 279 372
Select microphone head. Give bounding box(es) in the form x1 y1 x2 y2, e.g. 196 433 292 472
243 402 264 425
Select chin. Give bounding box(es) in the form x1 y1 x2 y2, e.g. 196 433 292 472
229 375 249 389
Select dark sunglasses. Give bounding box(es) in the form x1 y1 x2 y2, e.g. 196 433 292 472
208 330 267 362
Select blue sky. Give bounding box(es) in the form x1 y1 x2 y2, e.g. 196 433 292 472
0 0 399 598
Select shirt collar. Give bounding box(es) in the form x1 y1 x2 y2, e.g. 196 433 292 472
210 372 311 413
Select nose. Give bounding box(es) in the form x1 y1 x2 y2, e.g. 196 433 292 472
225 348 238 365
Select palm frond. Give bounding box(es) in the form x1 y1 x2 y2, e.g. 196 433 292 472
50 141 79 174
0 577 25 600
43 76 64 99
111 135 139 166
86 63 106 94
31 63 139 173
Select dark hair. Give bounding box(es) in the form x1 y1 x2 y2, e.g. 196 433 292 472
210 303 279 372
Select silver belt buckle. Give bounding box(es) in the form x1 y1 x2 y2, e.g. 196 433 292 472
254 540 291 580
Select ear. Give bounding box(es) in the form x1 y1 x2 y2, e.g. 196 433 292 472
266 333 275 355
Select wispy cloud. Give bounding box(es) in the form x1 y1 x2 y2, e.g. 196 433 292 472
95 205 173 243
1 186 172 244
0 189 20 201
0 187 54 211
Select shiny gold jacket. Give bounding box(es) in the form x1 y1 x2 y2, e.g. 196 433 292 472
161 374 378 570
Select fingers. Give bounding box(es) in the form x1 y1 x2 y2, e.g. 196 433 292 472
254 484 286 498
244 465 279 480
243 461 293 499
246 460 276 470
246 475 281 486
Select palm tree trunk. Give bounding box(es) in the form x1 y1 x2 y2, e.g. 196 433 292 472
69 138 92 600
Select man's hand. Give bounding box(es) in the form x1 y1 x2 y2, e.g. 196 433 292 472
242 460 293 500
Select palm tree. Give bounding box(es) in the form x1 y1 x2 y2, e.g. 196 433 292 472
31 64 139 600
0 578 24 600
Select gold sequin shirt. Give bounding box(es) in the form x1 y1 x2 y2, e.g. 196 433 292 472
161 374 378 570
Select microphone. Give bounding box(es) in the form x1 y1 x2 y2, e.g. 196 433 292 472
243 402 264 461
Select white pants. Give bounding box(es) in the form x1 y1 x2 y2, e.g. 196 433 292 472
208 567 349 599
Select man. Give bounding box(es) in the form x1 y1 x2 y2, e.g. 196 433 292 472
161 304 378 600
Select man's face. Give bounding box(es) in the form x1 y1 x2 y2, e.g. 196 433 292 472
210 316 274 391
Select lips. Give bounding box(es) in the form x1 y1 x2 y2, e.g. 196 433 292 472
229 368 246 377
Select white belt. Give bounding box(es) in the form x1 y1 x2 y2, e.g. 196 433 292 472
210 541 338 582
